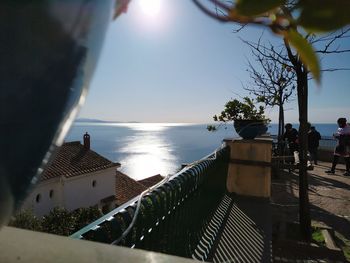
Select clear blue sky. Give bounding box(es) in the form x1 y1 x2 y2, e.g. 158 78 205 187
78 0 350 123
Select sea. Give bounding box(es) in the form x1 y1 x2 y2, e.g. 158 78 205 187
66 122 338 180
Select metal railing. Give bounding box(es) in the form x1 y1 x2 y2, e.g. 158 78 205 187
271 135 337 152
319 136 337 150
70 146 230 258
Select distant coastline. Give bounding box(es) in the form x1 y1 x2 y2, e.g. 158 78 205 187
75 118 139 123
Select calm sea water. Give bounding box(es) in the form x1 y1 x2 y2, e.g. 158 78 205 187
66 122 337 180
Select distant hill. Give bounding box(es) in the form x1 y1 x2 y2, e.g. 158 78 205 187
75 118 114 123
75 118 139 123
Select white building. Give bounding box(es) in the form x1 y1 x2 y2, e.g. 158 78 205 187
21 133 120 216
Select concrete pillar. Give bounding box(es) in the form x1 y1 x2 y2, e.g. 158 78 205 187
225 138 272 198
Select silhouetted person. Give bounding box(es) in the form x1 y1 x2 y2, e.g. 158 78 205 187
283 123 299 162
325 118 350 176
308 126 321 165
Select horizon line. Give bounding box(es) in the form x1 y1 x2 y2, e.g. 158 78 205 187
75 119 337 125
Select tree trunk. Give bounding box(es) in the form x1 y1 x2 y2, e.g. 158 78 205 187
297 68 311 241
278 89 285 155
281 105 284 139
278 106 283 139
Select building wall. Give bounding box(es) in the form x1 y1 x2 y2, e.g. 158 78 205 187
62 167 116 211
20 167 117 216
21 178 63 217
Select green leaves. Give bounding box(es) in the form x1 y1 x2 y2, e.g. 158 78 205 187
298 0 350 32
9 210 42 231
10 207 104 236
214 97 267 122
236 0 285 16
208 97 269 132
193 0 350 85
234 0 350 32
285 30 320 83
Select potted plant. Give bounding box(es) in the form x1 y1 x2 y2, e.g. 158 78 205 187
207 97 270 139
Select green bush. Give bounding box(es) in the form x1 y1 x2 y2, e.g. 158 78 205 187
8 210 42 232
11 206 104 236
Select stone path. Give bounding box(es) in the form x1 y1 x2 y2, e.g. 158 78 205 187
271 161 350 262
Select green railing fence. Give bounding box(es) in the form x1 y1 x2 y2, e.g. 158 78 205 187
71 146 230 258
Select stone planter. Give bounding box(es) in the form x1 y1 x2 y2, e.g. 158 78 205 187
226 138 272 198
234 120 267 139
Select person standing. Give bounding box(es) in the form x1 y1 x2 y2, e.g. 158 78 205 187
308 126 321 165
283 123 299 163
325 118 350 176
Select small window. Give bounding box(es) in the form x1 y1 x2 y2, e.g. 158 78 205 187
49 190 54 199
92 180 97 188
36 194 41 203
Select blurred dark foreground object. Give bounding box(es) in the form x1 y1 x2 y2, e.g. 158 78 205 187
0 0 115 226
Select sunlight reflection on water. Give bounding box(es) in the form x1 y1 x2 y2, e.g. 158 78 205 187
117 122 192 131
118 123 182 180
67 122 233 180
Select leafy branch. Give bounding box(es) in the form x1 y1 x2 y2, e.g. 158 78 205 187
192 0 350 82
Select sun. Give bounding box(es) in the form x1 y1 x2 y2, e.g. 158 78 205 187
139 0 161 17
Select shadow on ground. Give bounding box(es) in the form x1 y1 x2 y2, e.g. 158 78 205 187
271 168 350 261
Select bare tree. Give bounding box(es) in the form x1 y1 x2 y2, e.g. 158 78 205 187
193 0 350 241
246 28 350 240
243 38 296 141
244 29 349 240
284 28 350 240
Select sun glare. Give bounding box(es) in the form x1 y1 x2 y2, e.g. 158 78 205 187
139 0 161 17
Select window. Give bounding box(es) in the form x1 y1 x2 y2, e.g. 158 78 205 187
49 189 54 199
92 180 97 188
35 194 41 203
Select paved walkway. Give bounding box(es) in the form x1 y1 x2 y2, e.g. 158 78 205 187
271 161 350 261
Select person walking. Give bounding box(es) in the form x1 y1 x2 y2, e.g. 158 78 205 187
308 126 321 165
325 118 350 176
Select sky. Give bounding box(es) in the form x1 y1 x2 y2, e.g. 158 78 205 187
78 0 350 124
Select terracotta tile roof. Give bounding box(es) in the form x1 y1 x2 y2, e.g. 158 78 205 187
115 173 165 206
115 171 147 206
138 174 164 188
41 141 119 181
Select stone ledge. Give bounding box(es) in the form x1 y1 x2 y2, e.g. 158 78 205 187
0 227 195 263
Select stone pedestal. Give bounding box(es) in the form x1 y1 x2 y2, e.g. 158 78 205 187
225 138 272 198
